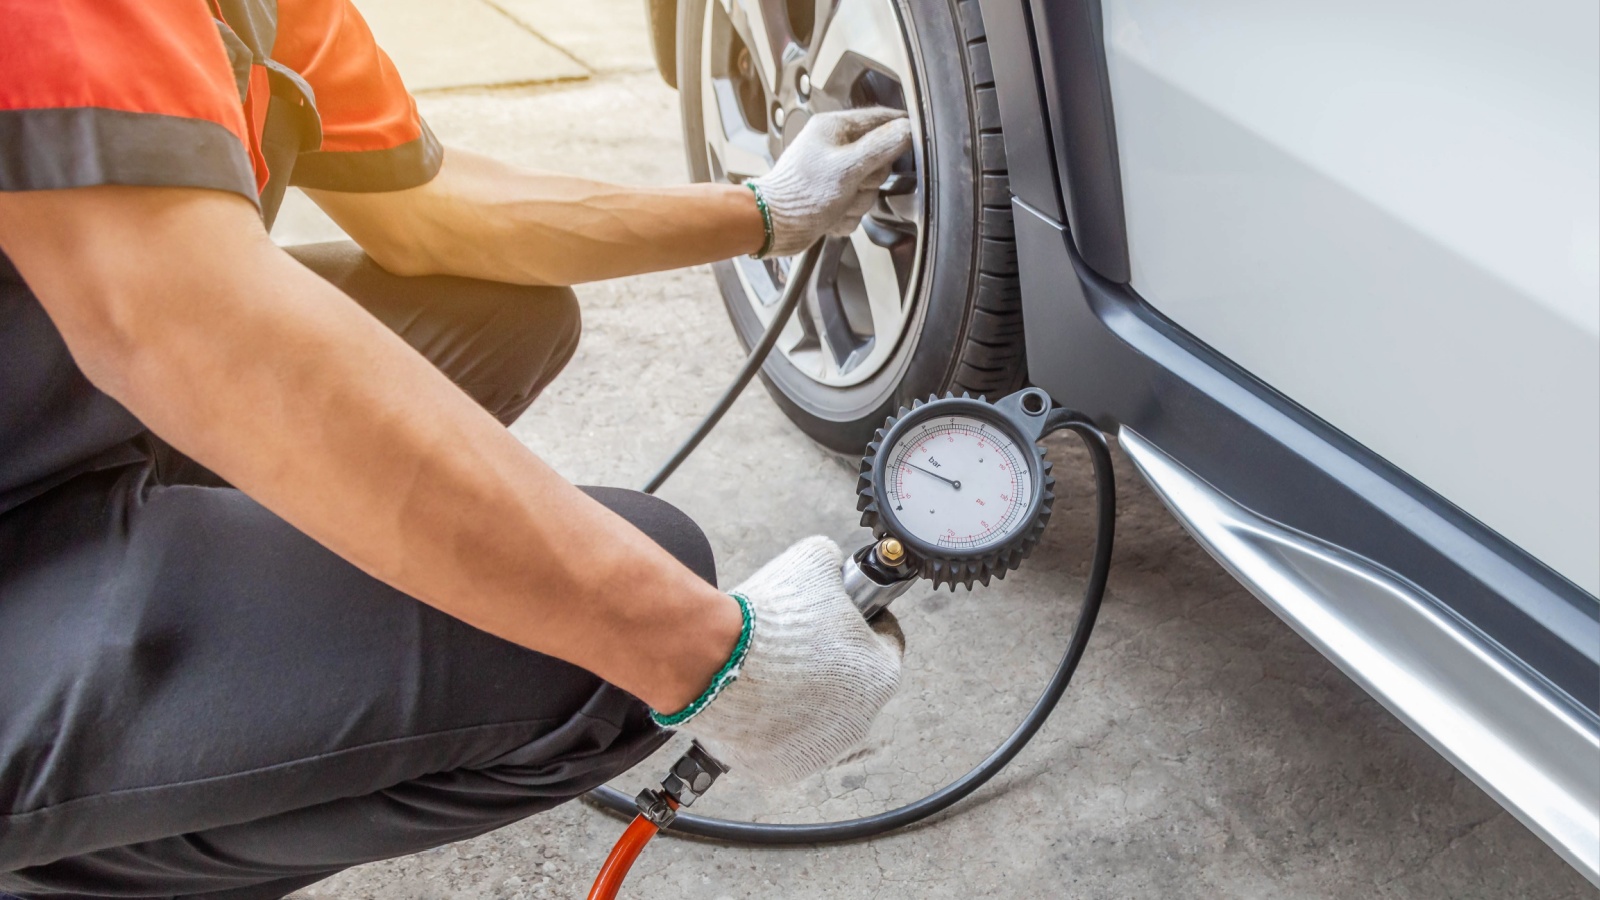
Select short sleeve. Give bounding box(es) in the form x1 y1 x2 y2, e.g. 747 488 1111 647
273 0 443 193
0 0 258 201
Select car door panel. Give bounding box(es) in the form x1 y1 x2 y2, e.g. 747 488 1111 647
1098 0 1600 595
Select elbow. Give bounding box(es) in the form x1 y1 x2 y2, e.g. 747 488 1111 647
0 184 270 406
41 286 152 401
361 232 439 279
36 271 203 412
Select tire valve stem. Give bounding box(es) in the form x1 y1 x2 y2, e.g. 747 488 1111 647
588 743 729 900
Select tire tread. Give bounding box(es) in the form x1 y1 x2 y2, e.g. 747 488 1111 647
949 0 1027 400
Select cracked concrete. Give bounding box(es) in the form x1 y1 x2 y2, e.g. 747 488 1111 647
271 5 1593 897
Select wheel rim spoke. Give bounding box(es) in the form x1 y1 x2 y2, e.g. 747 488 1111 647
851 227 909 345
721 0 788 95
808 0 912 98
706 80 773 181
811 237 862 372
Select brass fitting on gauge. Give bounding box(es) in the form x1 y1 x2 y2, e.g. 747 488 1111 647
876 537 906 566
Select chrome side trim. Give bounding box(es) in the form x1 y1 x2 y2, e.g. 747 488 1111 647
1119 427 1600 886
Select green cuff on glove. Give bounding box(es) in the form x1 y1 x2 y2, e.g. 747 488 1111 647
649 591 755 728
744 181 774 259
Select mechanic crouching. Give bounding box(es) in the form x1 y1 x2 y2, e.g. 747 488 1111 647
0 2 911 897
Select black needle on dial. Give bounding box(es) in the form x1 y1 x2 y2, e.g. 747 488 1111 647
905 462 960 490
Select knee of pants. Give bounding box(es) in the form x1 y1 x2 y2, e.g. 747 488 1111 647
579 486 716 586
488 284 581 424
511 284 582 377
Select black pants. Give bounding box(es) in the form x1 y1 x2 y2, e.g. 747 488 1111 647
0 243 696 898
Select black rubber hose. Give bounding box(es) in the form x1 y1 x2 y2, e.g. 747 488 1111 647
640 241 824 494
590 412 1116 844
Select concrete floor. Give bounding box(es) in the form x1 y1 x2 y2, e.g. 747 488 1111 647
272 6 1593 898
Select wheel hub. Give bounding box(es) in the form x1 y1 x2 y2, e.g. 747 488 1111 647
778 105 810 149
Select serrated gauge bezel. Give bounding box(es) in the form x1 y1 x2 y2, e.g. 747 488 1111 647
857 390 1057 589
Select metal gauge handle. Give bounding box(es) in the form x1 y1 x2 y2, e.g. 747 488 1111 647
841 538 917 618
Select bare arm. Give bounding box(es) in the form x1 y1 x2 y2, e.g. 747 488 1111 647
306 147 766 286
0 185 742 712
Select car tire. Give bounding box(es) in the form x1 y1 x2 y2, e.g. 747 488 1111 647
678 0 1026 454
647 0 678 88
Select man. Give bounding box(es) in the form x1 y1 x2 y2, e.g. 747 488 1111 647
0 1 912 896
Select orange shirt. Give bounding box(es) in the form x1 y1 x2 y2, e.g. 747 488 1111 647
0 0 440 220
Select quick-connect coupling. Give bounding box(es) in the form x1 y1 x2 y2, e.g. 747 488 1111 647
661 742 727 808
635 741 729 828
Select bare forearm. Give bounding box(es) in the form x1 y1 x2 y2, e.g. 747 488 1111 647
0 187 739 711
310 148 765 285
142 252 737 708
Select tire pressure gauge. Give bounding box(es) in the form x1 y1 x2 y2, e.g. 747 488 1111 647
857 388 1057 589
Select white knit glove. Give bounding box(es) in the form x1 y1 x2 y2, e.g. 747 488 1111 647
749 107 912 258
656 536 904 784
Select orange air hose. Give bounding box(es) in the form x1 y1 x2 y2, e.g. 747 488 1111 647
587 799 676 900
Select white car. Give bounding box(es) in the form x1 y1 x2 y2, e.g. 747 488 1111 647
646 0 1599 885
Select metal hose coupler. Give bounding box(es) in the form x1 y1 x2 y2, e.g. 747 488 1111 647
635 742 729 828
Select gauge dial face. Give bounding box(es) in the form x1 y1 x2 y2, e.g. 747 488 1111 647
882 414 1035 552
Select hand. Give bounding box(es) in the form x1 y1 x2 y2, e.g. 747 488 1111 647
655 536 904 784
750 108 913 258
